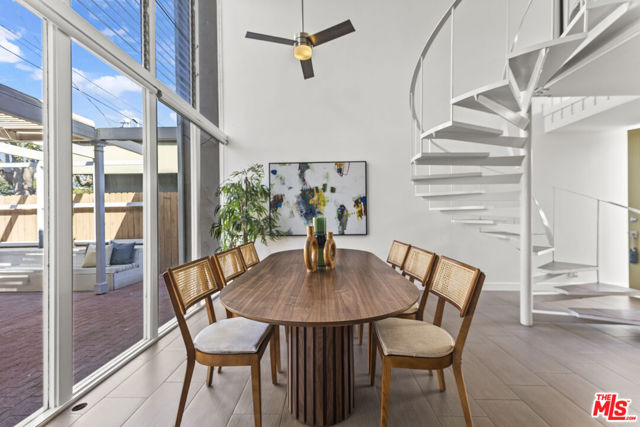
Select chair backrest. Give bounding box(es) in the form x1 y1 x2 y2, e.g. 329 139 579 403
163 257 222 316
387 240 411 269
429 256 484 318
402 246 436 285
239 242 260 268
213 247 247 285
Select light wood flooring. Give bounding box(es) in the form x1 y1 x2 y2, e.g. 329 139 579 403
45 292 640 427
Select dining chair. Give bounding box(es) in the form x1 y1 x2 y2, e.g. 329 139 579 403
239 241 260 269
386 240 411 271
370 256 485 427
163 257 278 427
367 247 437 369
212 247 281 373
357 240 413 345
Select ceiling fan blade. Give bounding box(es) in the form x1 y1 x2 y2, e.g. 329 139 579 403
308 20 355 46
300 59 314 79
245 31 295 46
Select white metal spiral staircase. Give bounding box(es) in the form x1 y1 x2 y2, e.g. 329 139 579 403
409 0 640 325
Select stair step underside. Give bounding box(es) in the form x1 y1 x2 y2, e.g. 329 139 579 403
509 33 588 90
452 79 521 114
412 173 522 185
430 206 488 212
451 219 497 225
412 152 524 166
537 261 598 273
420 120 503 140
545 2 631 89
451 215 520 224
417 191 520 202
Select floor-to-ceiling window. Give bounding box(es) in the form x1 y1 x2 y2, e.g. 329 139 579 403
70 41 145 385
0 0 223 424
0 2 44 424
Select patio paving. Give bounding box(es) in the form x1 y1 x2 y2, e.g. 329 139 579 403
0 282 174 427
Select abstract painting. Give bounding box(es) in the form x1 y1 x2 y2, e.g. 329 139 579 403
269 161 367 235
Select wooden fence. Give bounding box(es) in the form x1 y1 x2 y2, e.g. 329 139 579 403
0 192 179 273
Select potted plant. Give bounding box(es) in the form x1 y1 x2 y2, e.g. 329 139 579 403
210 163 283 251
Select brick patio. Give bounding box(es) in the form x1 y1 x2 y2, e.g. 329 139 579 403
0 283 174 427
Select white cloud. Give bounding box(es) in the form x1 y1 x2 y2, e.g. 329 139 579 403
15 63 42 81
72 67 141 97
169 112 177 122
0 27 23 64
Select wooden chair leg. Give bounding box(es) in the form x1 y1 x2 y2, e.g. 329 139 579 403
358 324 364 345
369 331 377 386
428 370 433 375
250 359 262 427
269 330 278 385
367 322 373 374
175 356 195 427
437 369 446 392
380 358 392 427
273 325 282 373
453 361 473 426
206 366 214 387
218 366 222 373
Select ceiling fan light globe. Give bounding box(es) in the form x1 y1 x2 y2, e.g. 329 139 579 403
293 44 312 61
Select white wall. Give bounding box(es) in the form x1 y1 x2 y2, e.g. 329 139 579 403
218 0 628 289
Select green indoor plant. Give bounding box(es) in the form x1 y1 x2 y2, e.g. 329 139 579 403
210 163 283 251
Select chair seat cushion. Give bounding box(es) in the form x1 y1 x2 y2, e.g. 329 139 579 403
374 317 454 358
401 302 419 315
194 317 271 354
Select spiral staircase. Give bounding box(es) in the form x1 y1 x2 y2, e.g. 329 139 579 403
410 0 640 325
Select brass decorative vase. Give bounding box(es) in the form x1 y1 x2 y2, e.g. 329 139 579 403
324 231 337 270
303 225 318 272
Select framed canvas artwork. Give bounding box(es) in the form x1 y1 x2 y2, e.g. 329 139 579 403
269 161 367 236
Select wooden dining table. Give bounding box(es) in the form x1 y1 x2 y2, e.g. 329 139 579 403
220 248 419 426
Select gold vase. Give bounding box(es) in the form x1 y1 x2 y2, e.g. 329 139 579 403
324 231 337 270
303 225 318 272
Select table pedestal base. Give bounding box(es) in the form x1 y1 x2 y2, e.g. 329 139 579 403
288 325 355 426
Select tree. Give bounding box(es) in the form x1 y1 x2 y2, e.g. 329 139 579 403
210 163 283 251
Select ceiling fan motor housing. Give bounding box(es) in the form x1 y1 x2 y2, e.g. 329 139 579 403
293 32 312 60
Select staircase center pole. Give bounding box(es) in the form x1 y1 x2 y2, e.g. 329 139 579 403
520 108 533 326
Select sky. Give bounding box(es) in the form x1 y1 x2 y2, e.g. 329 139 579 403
0 0 188 129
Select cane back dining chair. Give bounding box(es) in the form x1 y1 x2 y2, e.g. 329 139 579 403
367 247 437 368
357 240 413 344
370 256 485 427
163 257 278 427
212 247 282 372
386 240 411 271
239 242 260 269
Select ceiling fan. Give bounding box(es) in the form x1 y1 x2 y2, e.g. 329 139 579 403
245 0 355 79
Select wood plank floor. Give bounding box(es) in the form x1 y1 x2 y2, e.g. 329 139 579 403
46 291 640 427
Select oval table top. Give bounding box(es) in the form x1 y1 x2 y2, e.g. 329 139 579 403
220 248 420 327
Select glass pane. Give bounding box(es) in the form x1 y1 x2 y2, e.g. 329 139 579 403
72 0 142 63
155 0 191 102
0 1 44 423
71 41 144 384
157 101 187 327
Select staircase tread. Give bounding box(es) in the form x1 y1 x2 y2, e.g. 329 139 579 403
537 261 598 272
412 172 481 180
452 79 521 113
420 120 504 140
556 283 640 296
508 32 589 60
412 152 524 166
430 206 488 211
416 190 486 197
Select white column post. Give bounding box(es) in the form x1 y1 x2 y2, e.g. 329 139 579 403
36 161 44 248
43 18 74 407
93 141 108 294
520 109 533 326
190 0 201 260
142 0 158 339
